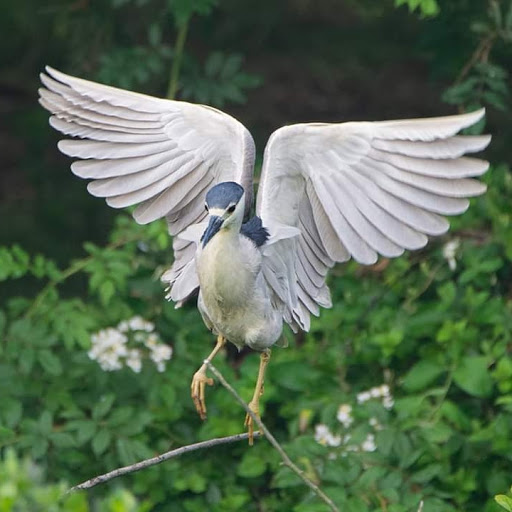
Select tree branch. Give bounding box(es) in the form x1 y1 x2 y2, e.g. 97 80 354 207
68 432 259 492
206 361 340 512
167 20 189 100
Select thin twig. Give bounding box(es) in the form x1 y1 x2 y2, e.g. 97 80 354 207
206 362 340 512
68 432 259 492
167 20 189 100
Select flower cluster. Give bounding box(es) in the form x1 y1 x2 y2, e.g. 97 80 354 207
88 316 172 373
356 383 394 410
313 383 393 455
314 424 377 453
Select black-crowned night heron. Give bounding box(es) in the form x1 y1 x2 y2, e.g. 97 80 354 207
39 67 491 443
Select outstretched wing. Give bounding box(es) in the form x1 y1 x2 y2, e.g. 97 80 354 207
256 109 491 331
39 67 255 303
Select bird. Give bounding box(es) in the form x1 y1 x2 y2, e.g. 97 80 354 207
38 66 491 443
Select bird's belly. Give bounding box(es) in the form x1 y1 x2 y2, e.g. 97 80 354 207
199 277 281 350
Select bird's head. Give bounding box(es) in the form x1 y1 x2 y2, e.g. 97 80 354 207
201 182 245 247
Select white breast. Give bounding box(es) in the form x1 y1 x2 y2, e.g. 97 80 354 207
196 232 282 350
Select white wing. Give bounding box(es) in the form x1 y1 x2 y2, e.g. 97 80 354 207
257 109 490 331
39 67 255 303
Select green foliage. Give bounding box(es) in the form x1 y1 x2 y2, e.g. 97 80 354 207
0 448 149 511
181 51 262 106
496 489 512 512
2 165 511 509
395 0 440 18
441 0 512 117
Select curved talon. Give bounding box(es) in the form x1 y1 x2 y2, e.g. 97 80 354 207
191 368 214 420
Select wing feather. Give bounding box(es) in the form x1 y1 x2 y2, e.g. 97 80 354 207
257 109 490 331
40 67 255 304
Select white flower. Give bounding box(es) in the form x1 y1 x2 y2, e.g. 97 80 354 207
314 424 341 447
88 328 128 372
150 344 173 363
126 349 142 373
144 333 159 348
378 384 390 397
369 417 383 430
117 321 129 333
314 424 329 444
356 384 394 409
442 238 460 271
89 320 171 373
155 361 167 372
370 387 381 398
128 316 154 332
357 391 371 404
383 395 394 410
361 433 376 452
336 404 353 428
149 343 173 372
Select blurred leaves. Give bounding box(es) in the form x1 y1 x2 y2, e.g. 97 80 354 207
395 0 440 18
181 52 262 107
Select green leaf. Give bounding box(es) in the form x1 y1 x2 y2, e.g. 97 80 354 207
39 410 53 435
237 450 266 478
453 356 493 397
2 400 22 428
272 467 303 488
402 360 444 391
92 429 111 456
93 394 116 420
38 349 62 376
99 280 116 305
495 494 512 512
0 426 15 444
116 437 136 466
50 432 76 448
76 420 97 444
410 463 443 483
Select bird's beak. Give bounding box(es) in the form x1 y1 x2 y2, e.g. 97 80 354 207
201 215 224 247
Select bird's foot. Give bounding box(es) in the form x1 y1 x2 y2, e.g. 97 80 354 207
244 400 262 446
190 367 213 420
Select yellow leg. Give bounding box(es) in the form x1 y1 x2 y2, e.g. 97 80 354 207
244 349 271 445
191 335 226 420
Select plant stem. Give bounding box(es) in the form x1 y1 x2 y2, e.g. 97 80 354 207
206 361 340 512
167 20 189 99
67 432 259 492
